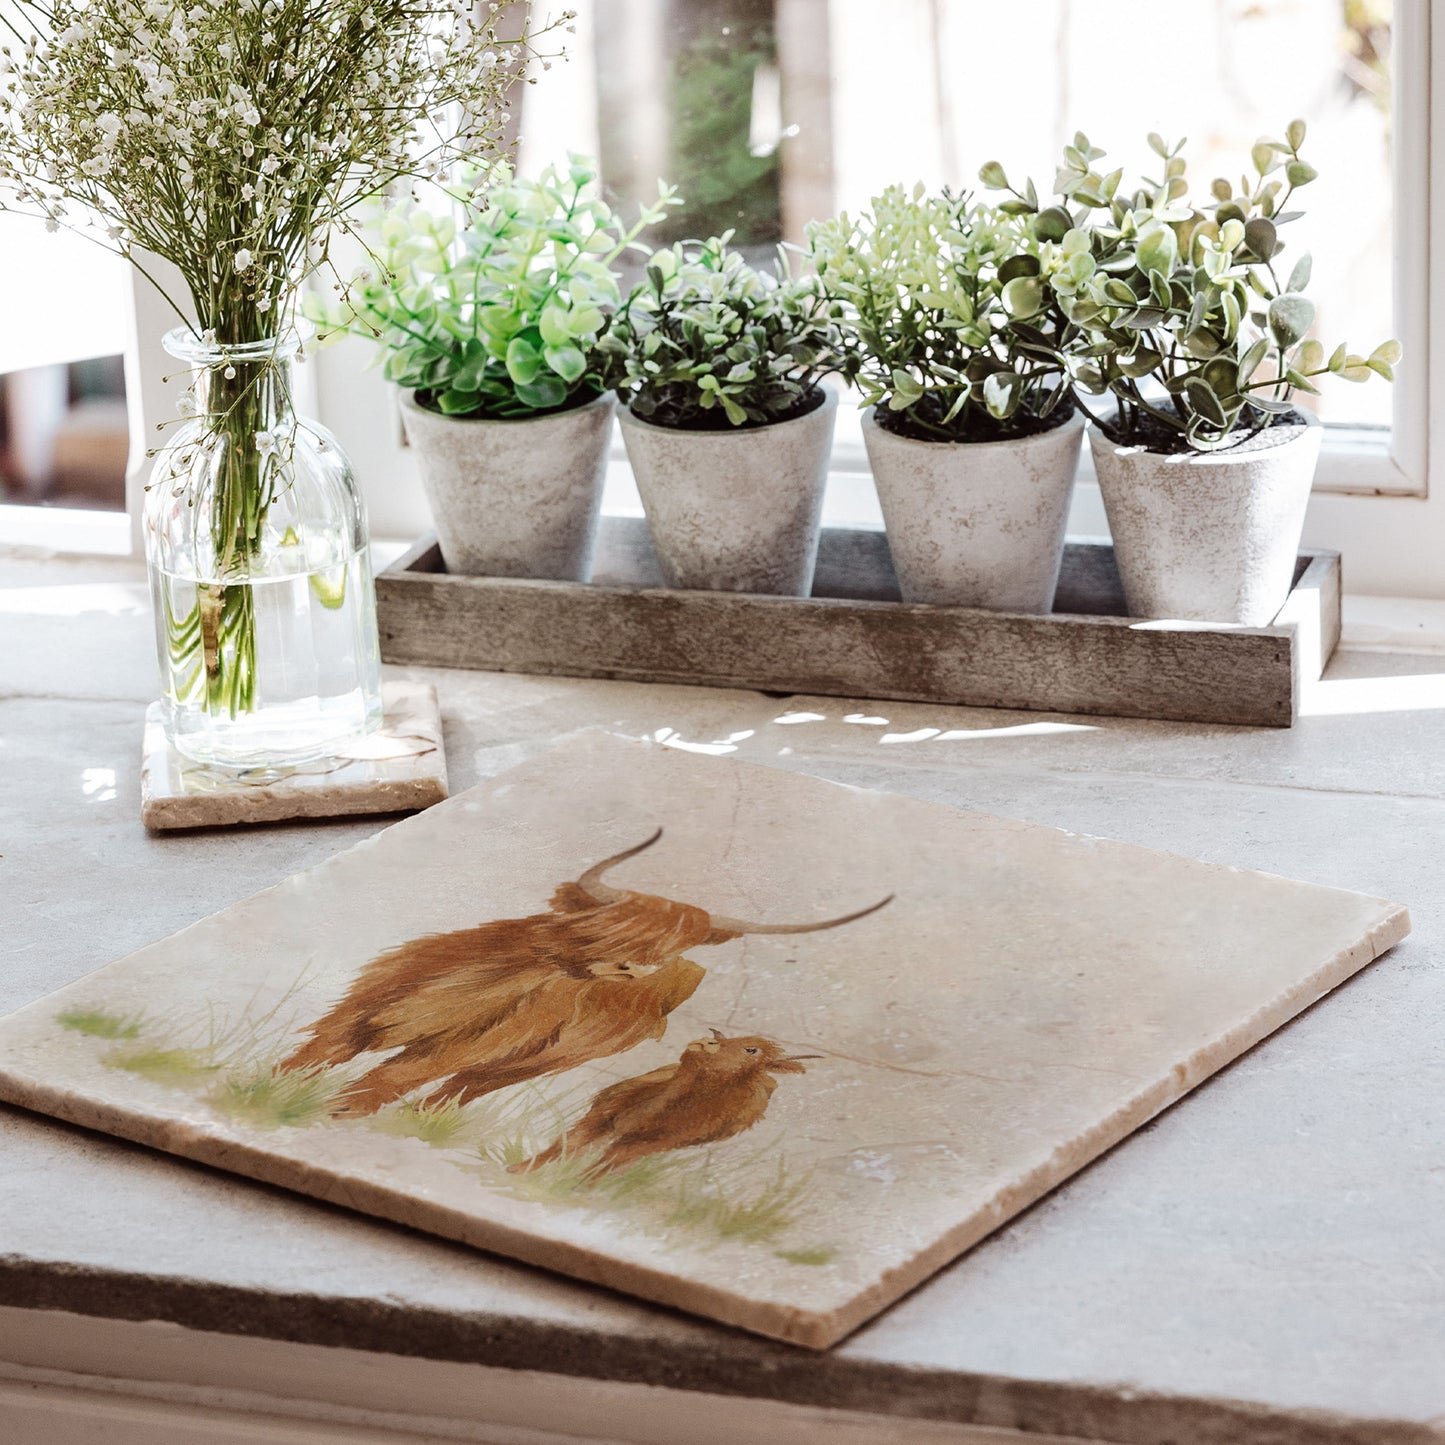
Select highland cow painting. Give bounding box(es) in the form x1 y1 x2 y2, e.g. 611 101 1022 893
0 732 1410 1348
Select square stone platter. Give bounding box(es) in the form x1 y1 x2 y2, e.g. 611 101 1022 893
376 521 1339 728
0 733 1407 1349
140 679 448 830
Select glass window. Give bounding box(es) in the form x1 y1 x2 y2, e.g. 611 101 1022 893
516 0 1395 427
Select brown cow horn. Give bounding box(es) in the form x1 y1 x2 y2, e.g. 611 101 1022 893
780 1054 824 1062
709 893 894 936
709 1027 725 1040
575 829 663 903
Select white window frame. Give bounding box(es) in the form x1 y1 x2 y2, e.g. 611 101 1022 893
4 4 1442 599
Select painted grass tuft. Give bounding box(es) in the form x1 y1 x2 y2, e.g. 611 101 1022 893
476 1125 811 1251
368 1097 473 1148
206 1064 348 1128
101 1043 218 1083
490 1141 681 1210
662 1158 809 1245
56 1007 144 1040
774 1244 837 1267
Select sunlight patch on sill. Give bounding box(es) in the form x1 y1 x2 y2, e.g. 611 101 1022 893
653 727 756 756
1300 673 1445 717
881 722 1098 744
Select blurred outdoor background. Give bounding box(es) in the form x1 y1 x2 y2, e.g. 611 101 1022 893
0 0 1395 513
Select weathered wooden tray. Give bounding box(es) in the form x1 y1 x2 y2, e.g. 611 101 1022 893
376 519 1340 727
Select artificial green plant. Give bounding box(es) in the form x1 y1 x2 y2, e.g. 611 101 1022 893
982 121 1398 451
599 234 847 429
807 183 1071 442
312 157 677 418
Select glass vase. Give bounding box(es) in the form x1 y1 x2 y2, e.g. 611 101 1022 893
144 329 384 770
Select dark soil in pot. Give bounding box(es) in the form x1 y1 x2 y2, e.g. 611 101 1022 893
875 393 1077 444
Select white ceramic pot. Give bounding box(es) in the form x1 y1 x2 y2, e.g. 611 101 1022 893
619 388 838 595
400 389 616 580
862 408 1085 612
1090 414 1322 626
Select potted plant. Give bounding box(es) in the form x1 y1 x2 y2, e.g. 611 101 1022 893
313 157 676 581
600 235 846 596
986 123 1397 626
808 184 1083 613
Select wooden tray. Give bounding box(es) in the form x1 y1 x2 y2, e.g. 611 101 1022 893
376 519 1340 728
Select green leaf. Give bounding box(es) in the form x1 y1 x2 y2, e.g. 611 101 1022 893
979 160 1009 189
1243 216 1277 260
1286 117 1307 150
889 368 924 405
1328 342 1349 372
437 388 481 416
1147 131 1168 158
538 307 573 347
1285 368 1321 395
1287 254 1313 293
1371 339 1403 365
542 344 586 383
1367 358 1396 381
1294 339 1325 374
982 371 1022 419
1034 205 1072 243
1136 225 1179 277
1185 378 1228 426
514 375 569 410
1286 160 1318 187
1268 292 1316 349
1002 275 1046 319
505 336 543 386
998 254 1041 284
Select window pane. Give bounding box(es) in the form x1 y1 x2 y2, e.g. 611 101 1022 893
518 0 1394 426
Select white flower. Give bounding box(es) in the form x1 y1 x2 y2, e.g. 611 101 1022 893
254 429 277 456
233 248 255 272
176 392 197 417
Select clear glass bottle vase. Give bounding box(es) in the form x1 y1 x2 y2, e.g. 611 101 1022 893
144 328 384 770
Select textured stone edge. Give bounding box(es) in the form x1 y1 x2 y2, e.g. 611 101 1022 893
141 776 448 831
0 1253 1436 1445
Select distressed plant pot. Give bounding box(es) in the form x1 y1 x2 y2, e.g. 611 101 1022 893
862 407 1085 613
399 389 615 581
619 387 838 595
1090 413 1322 626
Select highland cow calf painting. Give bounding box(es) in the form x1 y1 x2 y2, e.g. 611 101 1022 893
0 732 1410 1347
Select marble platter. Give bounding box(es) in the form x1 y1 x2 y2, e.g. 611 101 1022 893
0 732 1409 1347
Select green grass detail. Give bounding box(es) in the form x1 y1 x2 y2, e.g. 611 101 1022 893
101 1044 219 1083
774 1244 837 1266
367 1097 473 1147
661 1157 809 1244
478 1130 811 1250
56 1007 143 1040
206 1064 349 1128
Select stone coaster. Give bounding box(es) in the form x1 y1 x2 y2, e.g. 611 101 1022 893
2 732 1409 1347
140 680 447 831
